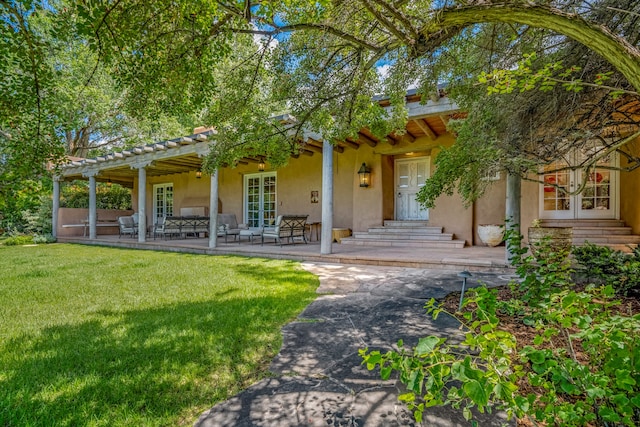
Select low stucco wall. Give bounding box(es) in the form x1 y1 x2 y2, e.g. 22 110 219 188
57 208 134 237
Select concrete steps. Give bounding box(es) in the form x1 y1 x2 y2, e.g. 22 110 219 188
341 220 465 249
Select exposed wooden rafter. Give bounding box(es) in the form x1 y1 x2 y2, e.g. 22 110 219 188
340 138 361 150
412 119 437 140
357 133 377 147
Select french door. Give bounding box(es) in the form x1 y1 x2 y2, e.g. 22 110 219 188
540 146 618 220
395 157 430 221
153 183 174 222
244 172 277 227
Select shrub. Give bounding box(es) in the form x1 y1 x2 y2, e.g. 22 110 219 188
361 229 640 426
2 234 36 246
573 243 640 295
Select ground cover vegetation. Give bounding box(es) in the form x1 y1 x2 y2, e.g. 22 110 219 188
361 234 640 426
0 244 318 426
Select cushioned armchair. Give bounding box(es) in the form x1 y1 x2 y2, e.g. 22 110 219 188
217 213 248 242
117 216 137 238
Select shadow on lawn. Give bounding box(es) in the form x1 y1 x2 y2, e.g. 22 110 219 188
0 261 319 426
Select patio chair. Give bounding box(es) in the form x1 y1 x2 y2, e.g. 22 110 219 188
117 216 137 238
153 217 166 240
217 213 248 242
261 214 308 246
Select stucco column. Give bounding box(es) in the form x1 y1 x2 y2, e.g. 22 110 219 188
209 169 219 249
88 175 97 239
52 178 60 239
138 166 147 243
321 140 334 255
505 171 522 263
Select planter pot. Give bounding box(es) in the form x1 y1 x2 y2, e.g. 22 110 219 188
478 224 505 247
528 226 573 259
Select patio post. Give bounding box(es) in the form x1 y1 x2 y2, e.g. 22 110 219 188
52 177 60 239
505 172 521 263
209 169 219 249
138 166 147 243
321 140 334 254
88 174 97 239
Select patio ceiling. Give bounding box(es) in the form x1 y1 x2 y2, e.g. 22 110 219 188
58 95 463 187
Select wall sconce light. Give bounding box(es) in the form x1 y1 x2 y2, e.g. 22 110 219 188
358 162 371 188
107 178 112 187
195 171 202 179
258 159 265 172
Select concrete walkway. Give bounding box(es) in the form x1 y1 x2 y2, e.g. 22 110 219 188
195 263 518 427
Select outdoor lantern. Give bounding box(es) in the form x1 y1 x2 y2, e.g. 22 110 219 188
195 171 202 179
358 162 371 187
258 159 265 172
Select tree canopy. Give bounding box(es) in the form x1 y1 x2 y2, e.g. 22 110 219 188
2 0 639 206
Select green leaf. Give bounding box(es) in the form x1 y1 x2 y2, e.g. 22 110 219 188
416 336 440 356
463 380 489 406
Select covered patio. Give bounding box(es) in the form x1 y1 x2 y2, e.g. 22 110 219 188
55 234 510 273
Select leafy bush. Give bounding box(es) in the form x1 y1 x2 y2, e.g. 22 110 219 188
573 243 640 295
2 234 36 246
22 195 53 235
33 234 56 244
361 229 640 426
61 180 132 209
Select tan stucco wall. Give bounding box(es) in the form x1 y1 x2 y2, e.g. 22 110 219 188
473 177 506 246
426 137 473 245
620 160 640 234
128 131 485 242
56 207 134 237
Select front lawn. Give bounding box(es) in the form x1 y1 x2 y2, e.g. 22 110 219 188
0 244 319 426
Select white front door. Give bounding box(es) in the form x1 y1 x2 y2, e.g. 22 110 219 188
540 145 619 220
395 157 430 221
244 172 277 227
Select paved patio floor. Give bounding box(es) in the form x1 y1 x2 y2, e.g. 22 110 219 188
57 234 512 273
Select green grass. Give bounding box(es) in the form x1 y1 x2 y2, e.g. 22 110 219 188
0 244 319 426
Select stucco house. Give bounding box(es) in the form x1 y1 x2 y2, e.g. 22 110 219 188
53 91 640 253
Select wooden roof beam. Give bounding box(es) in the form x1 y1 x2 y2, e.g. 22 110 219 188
385 136 397 145
358 133 378 147
340 139 360 150
304 144 323 154
413 119 437 140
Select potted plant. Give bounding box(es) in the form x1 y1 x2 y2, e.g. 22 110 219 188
477 224 505 247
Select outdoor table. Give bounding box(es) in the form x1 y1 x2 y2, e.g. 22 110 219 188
239 228 262 244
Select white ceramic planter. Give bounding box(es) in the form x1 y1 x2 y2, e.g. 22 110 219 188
478 224 505 247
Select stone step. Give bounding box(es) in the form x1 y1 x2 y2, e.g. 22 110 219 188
367 226 444 234
383 220 430 227
340 237 466 249
571 227 633 236
540 219 625 228
352 231 454 241
574 235 640 245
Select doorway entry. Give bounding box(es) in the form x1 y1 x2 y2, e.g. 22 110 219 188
540 146 618 220
244 172 277 227
395 157 430 221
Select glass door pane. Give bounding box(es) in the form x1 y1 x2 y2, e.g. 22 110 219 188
244 173 277 227
577 144 615 218
542 160 572 218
